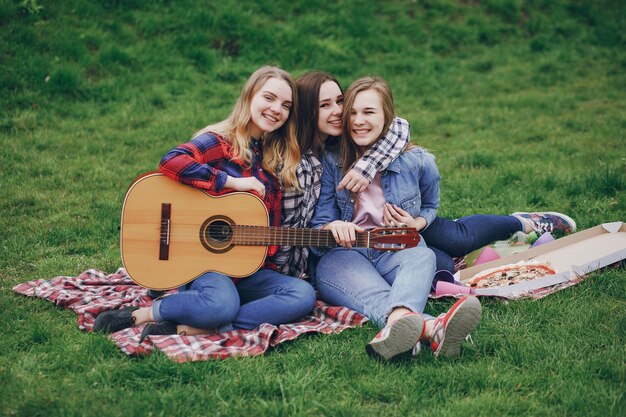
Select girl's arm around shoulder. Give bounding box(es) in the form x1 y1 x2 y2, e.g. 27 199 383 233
345 117 410 187
158 132 230 192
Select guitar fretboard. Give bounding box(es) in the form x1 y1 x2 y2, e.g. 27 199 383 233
229 225 370 248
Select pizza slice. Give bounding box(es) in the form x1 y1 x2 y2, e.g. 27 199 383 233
468 261 557 289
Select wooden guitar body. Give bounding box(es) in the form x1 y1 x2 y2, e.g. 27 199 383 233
121 173 269 289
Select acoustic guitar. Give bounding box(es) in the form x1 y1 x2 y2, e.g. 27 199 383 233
120 172 420 290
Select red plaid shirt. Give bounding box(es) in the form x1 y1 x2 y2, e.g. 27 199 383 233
158 132 282 265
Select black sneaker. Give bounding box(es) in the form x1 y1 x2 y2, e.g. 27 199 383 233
93 306 139 333
146 289 166 299
139 321 178 343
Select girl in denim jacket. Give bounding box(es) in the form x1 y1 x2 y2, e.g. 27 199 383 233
272 71 411 279
277 71 577 281
310 77 483 361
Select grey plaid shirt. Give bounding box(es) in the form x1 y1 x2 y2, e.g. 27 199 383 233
272 117 410 278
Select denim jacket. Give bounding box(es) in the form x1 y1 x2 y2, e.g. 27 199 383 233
310 147 440 255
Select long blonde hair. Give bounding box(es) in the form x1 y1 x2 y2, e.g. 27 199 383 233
195 66 301 189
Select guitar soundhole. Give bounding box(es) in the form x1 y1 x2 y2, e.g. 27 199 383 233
199 216 234 254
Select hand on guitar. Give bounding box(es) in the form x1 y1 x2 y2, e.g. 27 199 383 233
324 220 365 249
382 203 426 232
225 176 266 199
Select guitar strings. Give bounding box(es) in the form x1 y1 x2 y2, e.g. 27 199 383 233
157 222 411 248
157 223 364 246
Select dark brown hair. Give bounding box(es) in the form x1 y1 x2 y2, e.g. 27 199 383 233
295 71 342 157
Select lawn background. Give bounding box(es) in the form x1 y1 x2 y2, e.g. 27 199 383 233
1 0 625 416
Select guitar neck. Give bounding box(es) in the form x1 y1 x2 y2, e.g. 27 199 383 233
232 225 368 248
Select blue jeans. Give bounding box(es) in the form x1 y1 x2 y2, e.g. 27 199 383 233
313 240 436 328
422 215 523 272
152 268 316 332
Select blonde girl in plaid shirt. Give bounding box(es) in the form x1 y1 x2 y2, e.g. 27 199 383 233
94 66 316 340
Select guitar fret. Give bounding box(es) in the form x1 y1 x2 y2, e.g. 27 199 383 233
233 225 416 250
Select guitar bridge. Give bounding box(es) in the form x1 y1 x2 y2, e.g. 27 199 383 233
159 203 171 260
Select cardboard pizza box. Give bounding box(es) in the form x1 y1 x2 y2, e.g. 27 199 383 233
454 222 626 297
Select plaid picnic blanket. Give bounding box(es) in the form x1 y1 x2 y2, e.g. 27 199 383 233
12 268 368 362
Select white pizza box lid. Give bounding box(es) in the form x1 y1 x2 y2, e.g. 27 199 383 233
454 222 626 296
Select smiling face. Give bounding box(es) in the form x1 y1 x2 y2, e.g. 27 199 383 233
249 77 293 138
317 80 344 141
349 88 386 148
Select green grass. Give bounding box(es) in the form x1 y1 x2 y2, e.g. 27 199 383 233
1 0 625 416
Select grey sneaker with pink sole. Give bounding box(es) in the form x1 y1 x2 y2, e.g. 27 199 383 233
366 312 425 361
430 296 482 358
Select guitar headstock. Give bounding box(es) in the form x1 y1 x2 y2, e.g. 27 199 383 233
368 227 420 251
